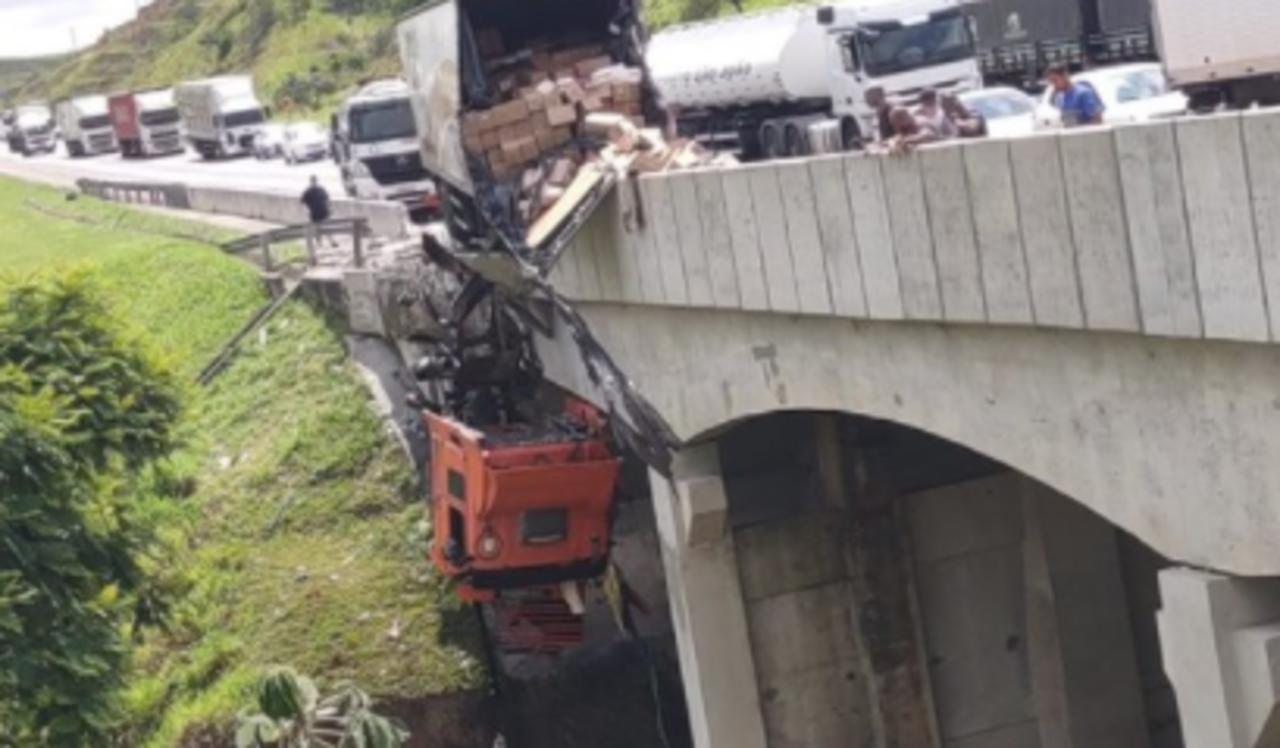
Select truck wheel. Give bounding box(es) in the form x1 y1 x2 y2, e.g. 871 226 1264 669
784 123 806 158
839 117 862 151
760 122 783 160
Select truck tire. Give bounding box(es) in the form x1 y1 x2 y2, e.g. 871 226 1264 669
759 122 784 160
840 117 862 151
783 123 807 158
67 141 84 158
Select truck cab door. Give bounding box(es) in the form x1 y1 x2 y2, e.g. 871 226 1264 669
826 32 865 120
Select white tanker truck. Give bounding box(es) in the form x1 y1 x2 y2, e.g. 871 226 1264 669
647 0 983 159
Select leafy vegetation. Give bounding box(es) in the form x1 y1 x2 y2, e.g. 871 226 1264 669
0 177 484 743
236 667 408 748
0 274 181 745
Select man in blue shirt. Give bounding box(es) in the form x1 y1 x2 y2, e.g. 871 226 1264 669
1046 63 1105 127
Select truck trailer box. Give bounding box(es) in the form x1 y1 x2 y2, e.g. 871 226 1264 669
108 93 141 142
1154 0 1280 88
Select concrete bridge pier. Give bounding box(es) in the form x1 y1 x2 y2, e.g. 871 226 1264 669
1158 569 1280 747
647 413 1181 748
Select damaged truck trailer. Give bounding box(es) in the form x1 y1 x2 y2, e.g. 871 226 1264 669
397 0 660 260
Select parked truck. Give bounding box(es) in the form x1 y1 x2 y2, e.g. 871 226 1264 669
6 103 56 157
109 89 184 158
648 0 982 159
973 0 1154 89
331 79 439 222
55 95 118 157
174 76 267 159
1152 0 1280 109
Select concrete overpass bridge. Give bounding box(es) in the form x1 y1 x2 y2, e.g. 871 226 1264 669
535 109 1280 748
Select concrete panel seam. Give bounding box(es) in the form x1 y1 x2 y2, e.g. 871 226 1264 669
1238 115 1278 342
1109 128 1149 337
1057 134 1096 330
1170 122 1209 340
1007 142 1040 327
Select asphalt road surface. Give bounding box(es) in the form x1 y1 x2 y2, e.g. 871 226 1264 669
0 141 345 196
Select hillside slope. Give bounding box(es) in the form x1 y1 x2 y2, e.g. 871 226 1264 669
18 0 417 117
1 178 486 744
0 54 66 107
15 0 799 115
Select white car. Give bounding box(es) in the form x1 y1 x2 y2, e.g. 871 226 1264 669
959 87 1041 139
282 122 330 164
1037 63 1189 128
253 124 287 160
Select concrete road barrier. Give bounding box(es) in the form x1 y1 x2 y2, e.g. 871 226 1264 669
186 185 409 238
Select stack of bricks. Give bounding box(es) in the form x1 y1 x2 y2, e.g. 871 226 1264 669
460 30 646 184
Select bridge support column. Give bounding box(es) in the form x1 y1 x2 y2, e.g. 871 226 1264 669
1158 568 1280 747
650 444 768 748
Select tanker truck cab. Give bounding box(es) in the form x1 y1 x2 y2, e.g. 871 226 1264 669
56 95 118 158
332 80 439 222
648 0 981 159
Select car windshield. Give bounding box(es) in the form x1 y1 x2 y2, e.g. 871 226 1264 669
140 108 180 126
964 92 1033 120
858 12 975 77
79 115 111 130
1094 69 1169 105
349 99 416 143
224 109 266 128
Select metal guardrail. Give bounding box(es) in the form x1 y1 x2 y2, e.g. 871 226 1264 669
76 178 191 209
221 218 372 271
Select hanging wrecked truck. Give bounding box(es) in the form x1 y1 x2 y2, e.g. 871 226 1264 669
395 0 682 655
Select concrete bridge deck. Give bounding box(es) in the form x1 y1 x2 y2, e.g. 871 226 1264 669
530 110 1280 747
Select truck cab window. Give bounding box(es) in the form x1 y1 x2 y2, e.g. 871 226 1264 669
839 34 860 74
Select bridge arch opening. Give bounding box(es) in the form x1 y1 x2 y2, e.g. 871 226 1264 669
685 408 1183 748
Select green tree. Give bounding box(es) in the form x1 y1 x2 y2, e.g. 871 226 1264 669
0 273 181 745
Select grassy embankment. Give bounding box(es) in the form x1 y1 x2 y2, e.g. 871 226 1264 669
0 177 483 745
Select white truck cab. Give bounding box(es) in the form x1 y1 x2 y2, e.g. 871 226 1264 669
7 104 57 157
649 0 982 158
175 76 267 160
56 95 118 158
332 79 437 221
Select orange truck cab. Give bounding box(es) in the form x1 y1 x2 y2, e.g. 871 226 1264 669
426 408 620 602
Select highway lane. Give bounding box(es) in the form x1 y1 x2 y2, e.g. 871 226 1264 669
0 142 345 195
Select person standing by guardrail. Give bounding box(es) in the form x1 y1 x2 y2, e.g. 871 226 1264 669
300 175 336 262
1046 63 1105 128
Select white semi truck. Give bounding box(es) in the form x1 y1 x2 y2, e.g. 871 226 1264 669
5 104 57 157
55 95 118 158
175 76 268 159
331 79 438 222
109 89 184 158
1153 0 1280 109
647 0 983 159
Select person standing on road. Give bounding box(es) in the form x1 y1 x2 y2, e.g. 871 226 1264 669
1046 63 1105 127
300 176 337 252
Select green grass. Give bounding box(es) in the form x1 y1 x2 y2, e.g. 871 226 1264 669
0 175 484 743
